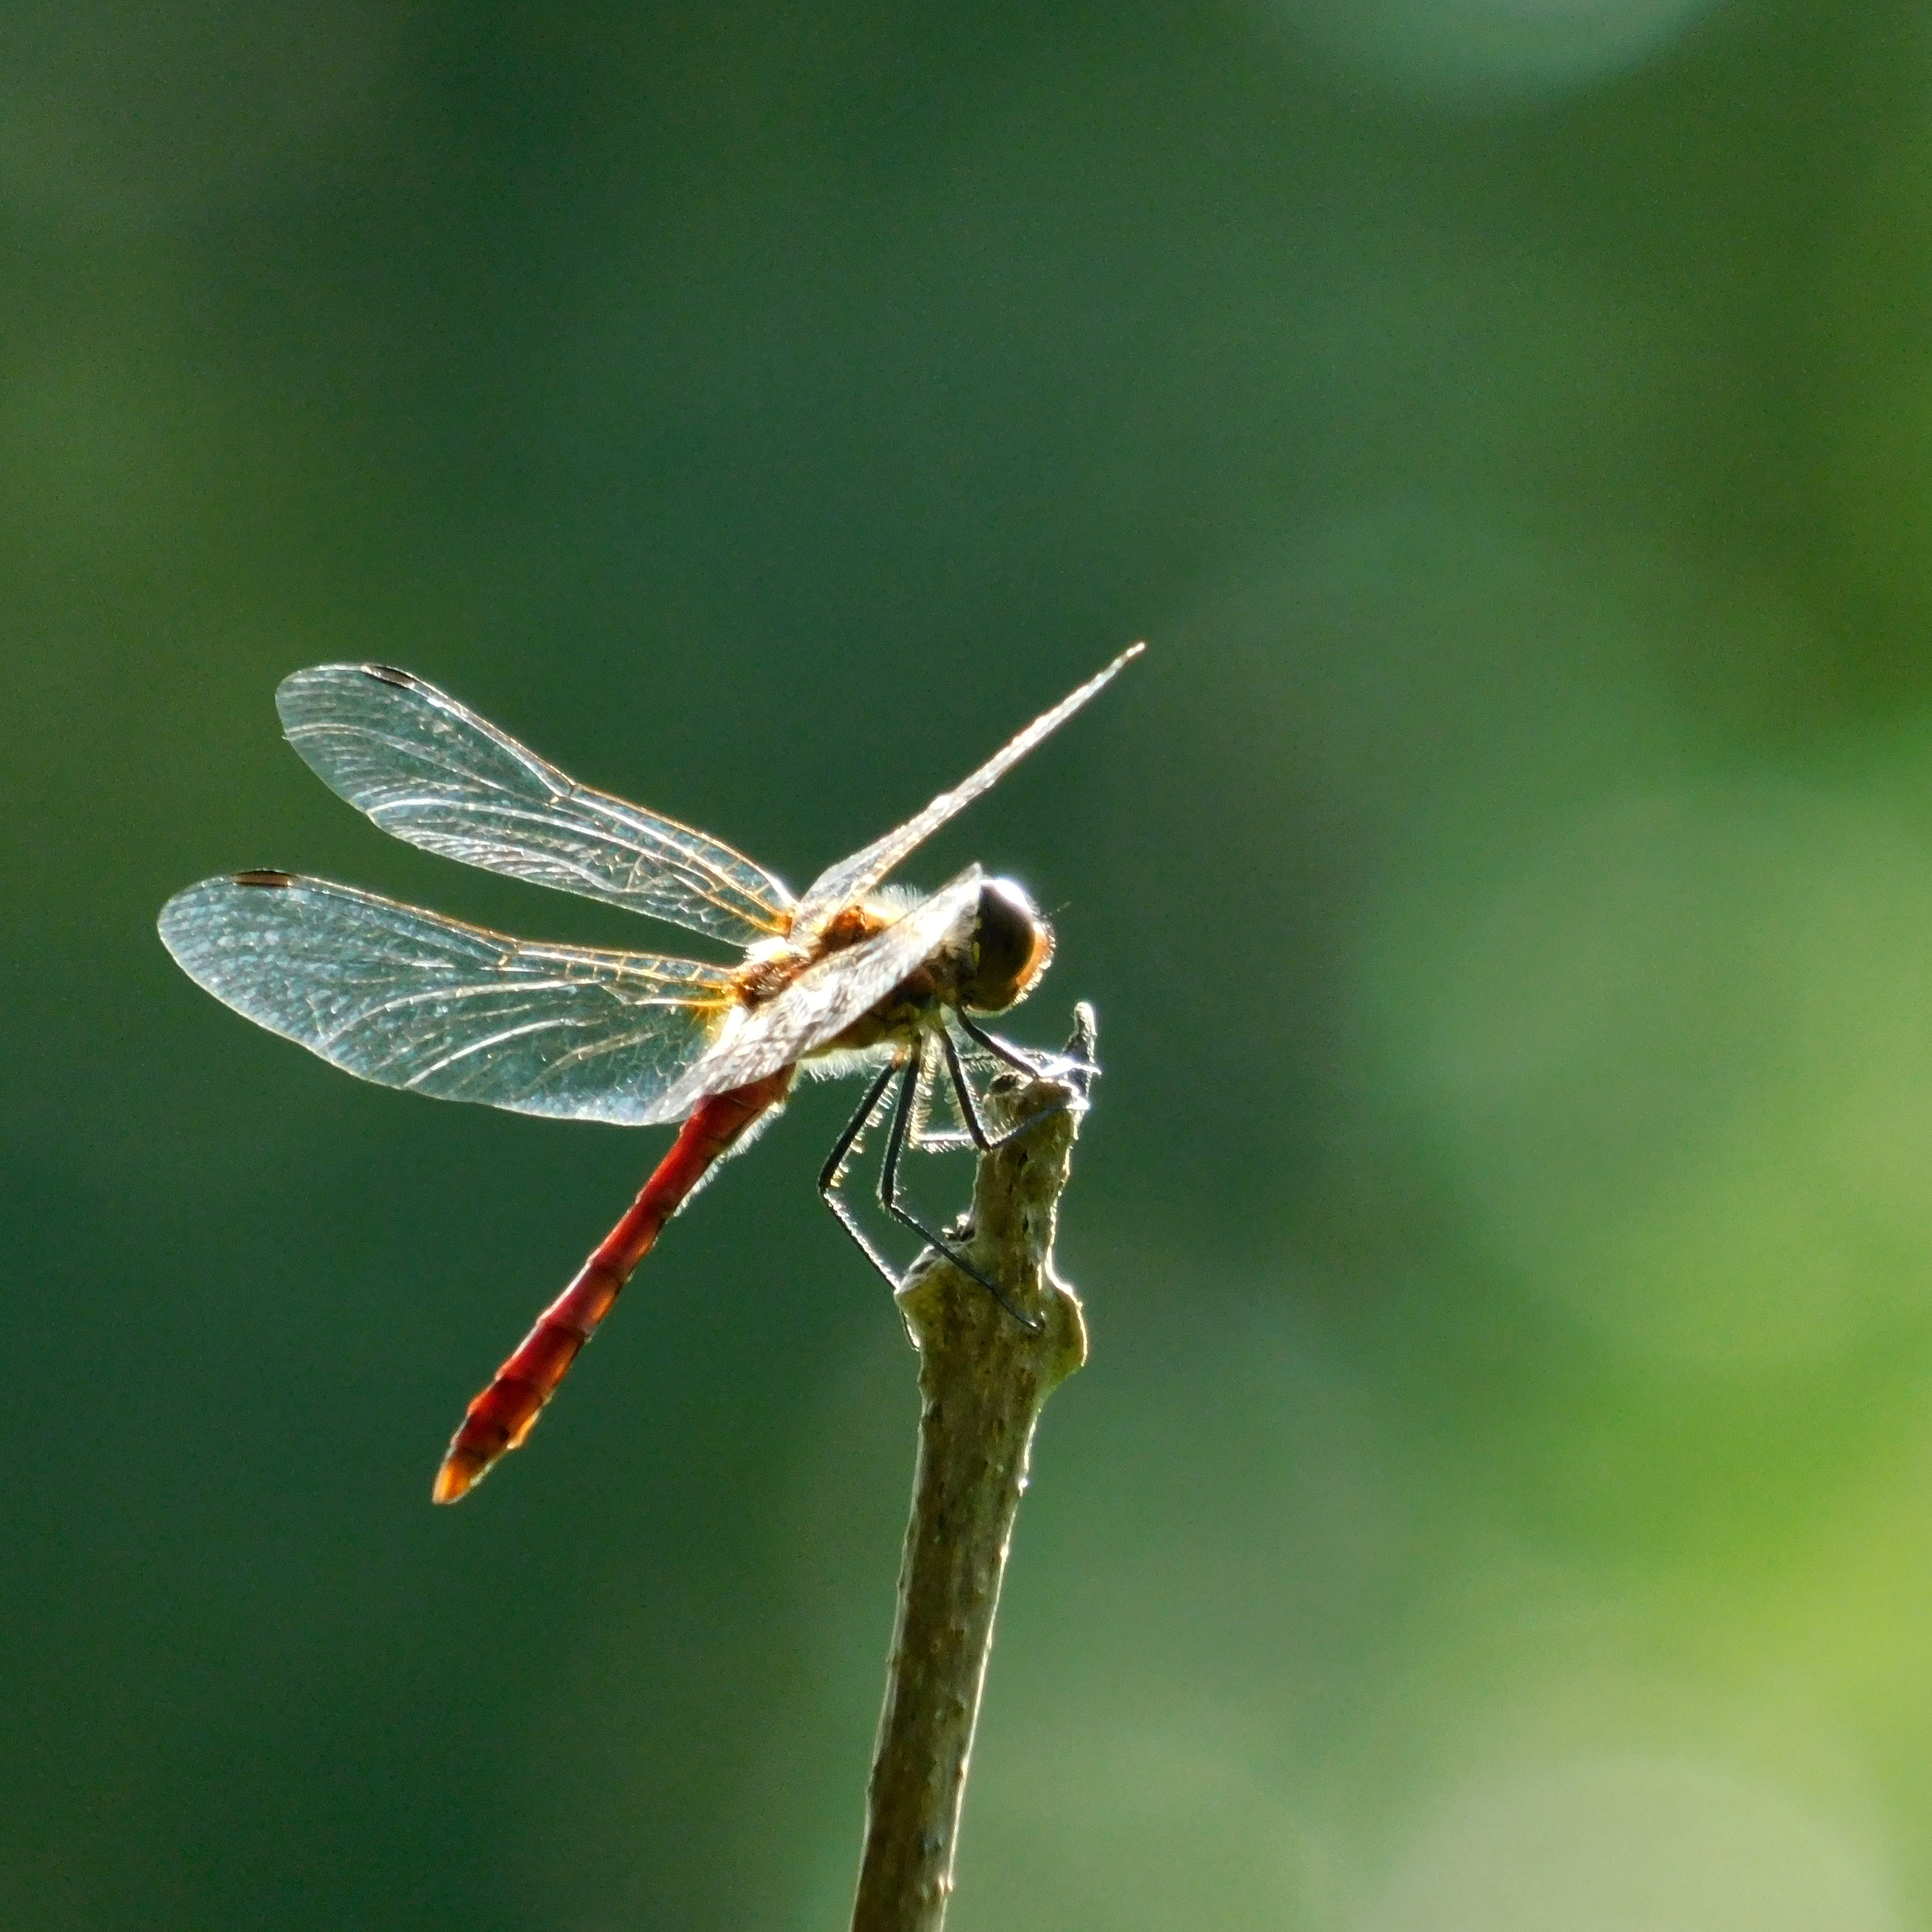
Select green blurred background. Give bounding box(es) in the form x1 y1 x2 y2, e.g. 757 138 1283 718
8 1 1932 1926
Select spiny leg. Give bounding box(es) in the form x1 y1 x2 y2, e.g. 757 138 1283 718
815 1050 1022 1310
937 1025 1072 1153
957 1008 1101 1096
880 1038 1044 1333
895 1033 988 1154
817 1058 903 1294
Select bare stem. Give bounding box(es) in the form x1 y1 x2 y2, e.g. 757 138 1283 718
849 1010 1095 1932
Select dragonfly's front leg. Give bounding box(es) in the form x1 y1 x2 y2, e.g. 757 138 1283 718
933 1027 1067 1155
877 1038 1042 1332
956 1007 1100 1095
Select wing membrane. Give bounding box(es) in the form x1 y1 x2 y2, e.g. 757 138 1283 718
793 643 1142 937
652 872 985 1115
159 874 736 1125
277 665 794 947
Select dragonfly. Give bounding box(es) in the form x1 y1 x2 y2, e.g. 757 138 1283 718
159 644 1141 1502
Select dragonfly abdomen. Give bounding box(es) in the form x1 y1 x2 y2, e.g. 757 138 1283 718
432 1066 796 1503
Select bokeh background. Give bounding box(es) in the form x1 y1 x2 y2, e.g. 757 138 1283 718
8 1 1932 1926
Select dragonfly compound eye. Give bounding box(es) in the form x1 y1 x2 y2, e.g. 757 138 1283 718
965 877 1054 1012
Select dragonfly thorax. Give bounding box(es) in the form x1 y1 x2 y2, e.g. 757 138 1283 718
804 877 1054 1060
735 897 898 1006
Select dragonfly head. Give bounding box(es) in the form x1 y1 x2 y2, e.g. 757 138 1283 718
962 877 1055 1014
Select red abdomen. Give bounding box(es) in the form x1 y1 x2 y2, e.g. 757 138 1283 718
432 1067 795 1503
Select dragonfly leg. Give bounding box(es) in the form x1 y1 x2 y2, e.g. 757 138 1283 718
938 1025 1069 1153
899 1043 973 1154
879 1039 1044 1333
957 1008 1101 1096
817 1057 905 1294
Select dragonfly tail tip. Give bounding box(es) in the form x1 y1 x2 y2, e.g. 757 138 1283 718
432 1456 478 1505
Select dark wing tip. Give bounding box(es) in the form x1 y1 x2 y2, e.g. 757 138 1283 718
361 664 419 688
232 869 296 888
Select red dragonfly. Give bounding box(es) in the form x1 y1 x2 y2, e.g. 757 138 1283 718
159 645 1140 1502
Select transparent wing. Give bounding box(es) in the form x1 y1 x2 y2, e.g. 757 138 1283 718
792 643 1143 939
277 664 795 948
159 873 738 1126
651 871 985 1117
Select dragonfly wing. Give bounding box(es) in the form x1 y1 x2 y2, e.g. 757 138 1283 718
651 870 985 1115
277 665 795 948
159 874 737 1125
792 643 1143 938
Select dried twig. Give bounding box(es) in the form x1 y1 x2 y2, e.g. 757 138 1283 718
849 1008 1096 1932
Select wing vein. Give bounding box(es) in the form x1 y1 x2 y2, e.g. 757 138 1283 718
158 874 737 1126
276 666 796 945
